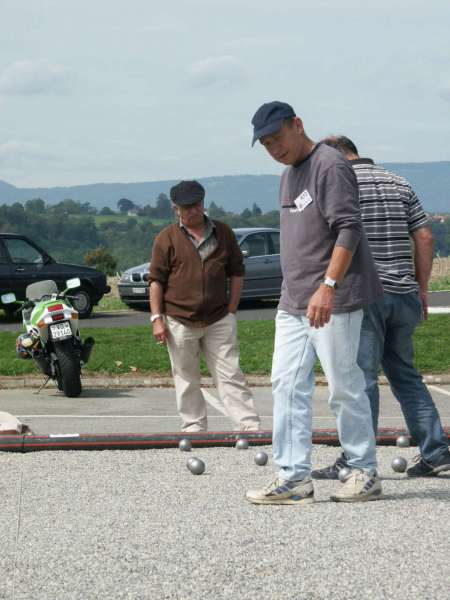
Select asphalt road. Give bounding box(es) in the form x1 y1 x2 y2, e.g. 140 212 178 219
0 298 280 331
1 292 449 331
1 383 449 435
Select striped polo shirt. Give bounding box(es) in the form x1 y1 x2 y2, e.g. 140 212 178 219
351 159 429 294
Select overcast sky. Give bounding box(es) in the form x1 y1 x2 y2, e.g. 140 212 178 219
1 0 449 187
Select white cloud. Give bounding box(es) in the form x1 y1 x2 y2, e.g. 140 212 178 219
140 21 187 34
0 60 72 95
0 140 52 166
187 55 247 90
438 77 450 102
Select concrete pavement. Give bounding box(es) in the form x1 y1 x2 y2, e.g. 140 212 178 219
0 383 449 435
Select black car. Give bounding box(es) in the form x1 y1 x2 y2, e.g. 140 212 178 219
118 227 281 307
0 233 111 318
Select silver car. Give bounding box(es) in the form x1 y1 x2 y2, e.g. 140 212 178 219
118 227 281 308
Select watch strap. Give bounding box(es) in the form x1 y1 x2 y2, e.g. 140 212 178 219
323 276 337 289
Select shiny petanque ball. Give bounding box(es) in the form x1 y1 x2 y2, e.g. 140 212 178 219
236 438 249 450
338 466 352 482
391 456 408 473
178 438 192 452
186 457 205 475
396 435 410 448
254 451 268 466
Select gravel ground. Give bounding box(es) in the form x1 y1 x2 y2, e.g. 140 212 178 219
1 445 449 600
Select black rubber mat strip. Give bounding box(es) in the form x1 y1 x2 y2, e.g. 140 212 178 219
0 427 449 452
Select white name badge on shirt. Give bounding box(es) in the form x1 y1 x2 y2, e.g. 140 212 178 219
294 189 313 212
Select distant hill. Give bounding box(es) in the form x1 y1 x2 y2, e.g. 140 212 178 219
0 161 449 213
381 162 450 214
0 175 280 214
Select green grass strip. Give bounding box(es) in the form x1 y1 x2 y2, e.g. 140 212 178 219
0 315 449 377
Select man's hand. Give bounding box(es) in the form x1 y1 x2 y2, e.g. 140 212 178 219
419 287 429 320
152 318 168 345
306 285 335 328
228 276 243 315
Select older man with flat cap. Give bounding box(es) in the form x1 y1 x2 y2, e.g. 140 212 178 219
149 180 260 432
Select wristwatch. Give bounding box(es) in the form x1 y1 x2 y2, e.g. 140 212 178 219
150 313 163 323
323 276 338 290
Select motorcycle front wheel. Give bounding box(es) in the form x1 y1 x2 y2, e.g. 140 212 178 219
54 340 82 397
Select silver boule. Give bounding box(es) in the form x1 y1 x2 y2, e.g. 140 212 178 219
236 438 249 450
396 435 410 448
254 451 268 466
187 457 205 475
338 466 352 482
391 456 408 473
178 438 192 452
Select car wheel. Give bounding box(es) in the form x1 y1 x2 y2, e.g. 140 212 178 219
1 305 20 321
72 288 93 319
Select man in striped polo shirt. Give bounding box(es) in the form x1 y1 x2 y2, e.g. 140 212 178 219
313 136 450 478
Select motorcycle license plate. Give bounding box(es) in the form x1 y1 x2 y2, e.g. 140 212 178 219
132 287 146 294
50 322 72 339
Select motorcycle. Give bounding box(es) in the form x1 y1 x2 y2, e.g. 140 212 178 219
1 278 95 397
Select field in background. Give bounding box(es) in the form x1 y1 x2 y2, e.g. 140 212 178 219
94 214 169 226
430 257 450 290
95 276 128 311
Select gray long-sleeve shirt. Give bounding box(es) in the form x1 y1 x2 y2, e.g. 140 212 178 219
278 143 383 315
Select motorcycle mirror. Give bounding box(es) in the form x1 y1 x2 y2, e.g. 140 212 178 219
1 293 17 304
65 278 81 290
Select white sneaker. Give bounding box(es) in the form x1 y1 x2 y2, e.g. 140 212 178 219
246 478 314 505
330 470 383 503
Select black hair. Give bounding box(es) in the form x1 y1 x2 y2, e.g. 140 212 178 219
323 135 358 156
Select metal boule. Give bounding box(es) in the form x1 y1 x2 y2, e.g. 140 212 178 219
391 456 408 473
236 438 249 450
178 438 192 452
254 451 268 466
338 466 352 482
187 457 205 475
396 435 410 448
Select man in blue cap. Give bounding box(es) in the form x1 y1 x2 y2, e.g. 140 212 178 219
245 102 384 504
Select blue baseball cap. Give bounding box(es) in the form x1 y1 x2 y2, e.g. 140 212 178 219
251 101 296 146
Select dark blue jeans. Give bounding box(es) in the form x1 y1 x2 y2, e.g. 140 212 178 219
357 292 448 462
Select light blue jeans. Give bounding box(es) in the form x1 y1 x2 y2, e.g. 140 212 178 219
357 292 448 463
272 310 377 481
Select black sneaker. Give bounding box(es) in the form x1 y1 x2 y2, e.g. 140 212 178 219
406 450 450 478
311 453 348 480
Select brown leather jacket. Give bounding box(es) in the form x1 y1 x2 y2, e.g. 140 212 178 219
149 221 244 327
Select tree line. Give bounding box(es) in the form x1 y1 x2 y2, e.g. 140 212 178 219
0 197 448 274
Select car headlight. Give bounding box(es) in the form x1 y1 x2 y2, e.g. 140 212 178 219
120 272 132 283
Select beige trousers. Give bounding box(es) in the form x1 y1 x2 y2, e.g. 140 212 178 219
165 313 260 432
